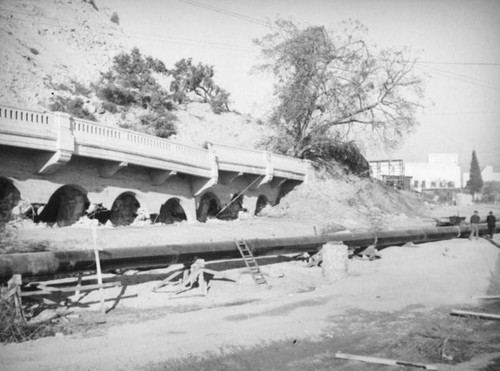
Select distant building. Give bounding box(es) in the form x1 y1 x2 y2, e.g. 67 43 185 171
368 159 412 190
406 154 462 192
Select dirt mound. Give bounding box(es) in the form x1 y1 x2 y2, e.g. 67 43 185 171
264 174 429 231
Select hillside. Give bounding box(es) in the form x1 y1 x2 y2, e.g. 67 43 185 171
0 0 128 109
0 0 430 241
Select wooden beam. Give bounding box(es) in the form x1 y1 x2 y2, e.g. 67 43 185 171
471 295 500 300
20 282 121 297
335 352 438 370
451 309 500 320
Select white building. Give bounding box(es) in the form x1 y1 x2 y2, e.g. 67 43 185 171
406 154 462 192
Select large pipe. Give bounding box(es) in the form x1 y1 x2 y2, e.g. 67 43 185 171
0 223 498 282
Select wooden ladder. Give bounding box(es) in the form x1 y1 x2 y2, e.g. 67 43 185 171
235 239 268 286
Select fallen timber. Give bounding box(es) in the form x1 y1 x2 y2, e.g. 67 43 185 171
0 223 498 282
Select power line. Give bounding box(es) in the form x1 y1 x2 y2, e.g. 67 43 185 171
3 7 500 67
174 0 270 27
416 61 500 66
0 9 258 53
125 29 257 52
416 65 500 92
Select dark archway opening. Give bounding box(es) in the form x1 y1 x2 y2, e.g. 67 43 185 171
159 198 187 224
197 192 221 222
39 185 90 227
86 203 111 225
0 178 21 223
218 193 246 220
110 192 140 226
255 195 269 216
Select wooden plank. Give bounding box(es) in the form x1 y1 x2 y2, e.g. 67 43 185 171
335 352 438 370
471 295 500 300
451 309 500 320
29 274 101 286
20 282 121 297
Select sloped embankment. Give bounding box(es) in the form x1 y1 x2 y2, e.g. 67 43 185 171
262 174 430 232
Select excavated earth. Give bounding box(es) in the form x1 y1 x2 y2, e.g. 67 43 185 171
0 200 499 371
1 1 500 370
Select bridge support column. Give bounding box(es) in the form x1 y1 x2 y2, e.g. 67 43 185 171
181 198 197 223
242 195 259 216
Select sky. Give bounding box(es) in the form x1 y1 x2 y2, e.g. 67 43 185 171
100 0 500 170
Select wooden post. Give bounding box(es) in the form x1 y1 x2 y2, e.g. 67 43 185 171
74 272 83 298
321 241 348 283
7 274 26 322
92 226 105 314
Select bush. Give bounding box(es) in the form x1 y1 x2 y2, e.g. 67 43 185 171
110 12 120 25
51 80 91 97
139 111 177 138
101 101 118 113
72 80 92 96
209 89 230 114
49 96 96 121
482 181 500 203
97 85 135 106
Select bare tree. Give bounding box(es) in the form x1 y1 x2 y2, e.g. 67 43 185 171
254 19 426 172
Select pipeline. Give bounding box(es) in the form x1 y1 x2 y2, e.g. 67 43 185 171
0 223 498 282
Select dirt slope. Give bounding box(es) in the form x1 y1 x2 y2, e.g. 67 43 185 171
0 0 128 109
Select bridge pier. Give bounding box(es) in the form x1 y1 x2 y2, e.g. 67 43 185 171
1 105 308 227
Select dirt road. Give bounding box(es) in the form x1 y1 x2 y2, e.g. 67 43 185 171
1 234 499 370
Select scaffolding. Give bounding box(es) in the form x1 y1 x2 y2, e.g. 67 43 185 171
369 159 408 190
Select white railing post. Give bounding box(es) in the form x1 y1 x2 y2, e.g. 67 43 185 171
38 112 74 174
304 159 314 183
259 151 273 186
54 112 75 155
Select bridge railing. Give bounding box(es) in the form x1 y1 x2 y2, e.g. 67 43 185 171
72 117 212 166
1 104 308 181
270 153 308 179
209 143 268 172
0 104 55 139
210 142 307 179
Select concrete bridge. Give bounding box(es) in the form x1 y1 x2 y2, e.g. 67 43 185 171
0 104 310 226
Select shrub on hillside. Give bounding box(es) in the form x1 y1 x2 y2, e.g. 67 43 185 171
169 58 230 114
101 101 118 113
96 48 178 136
97 84 135 106
139 111 177 138
110 12 120 25
49 96 96 121
51 80 91 97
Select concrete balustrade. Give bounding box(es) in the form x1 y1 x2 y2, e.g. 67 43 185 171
0 103 308 227
0 104 308 181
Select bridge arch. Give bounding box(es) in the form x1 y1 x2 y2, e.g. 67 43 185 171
218 192 246 220
255 195 270 216
197 192 221 222
110 192 141 226
159 197 187 224
39 184 90 226
0 177 21 221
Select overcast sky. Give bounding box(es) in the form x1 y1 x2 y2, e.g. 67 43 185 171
101 0 500 170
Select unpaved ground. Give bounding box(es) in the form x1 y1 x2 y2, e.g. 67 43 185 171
1 231 499 370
